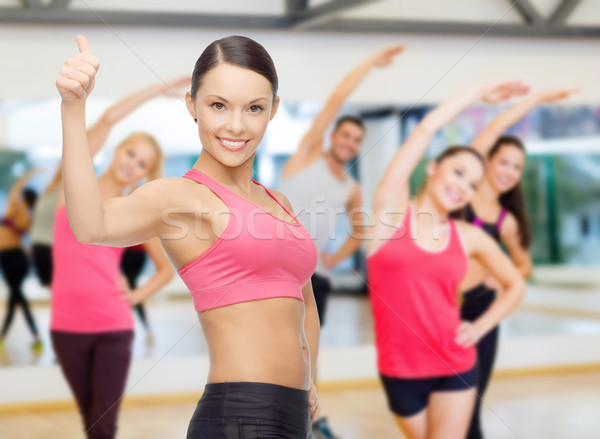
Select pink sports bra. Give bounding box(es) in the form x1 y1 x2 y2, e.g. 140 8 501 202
178 169 318 312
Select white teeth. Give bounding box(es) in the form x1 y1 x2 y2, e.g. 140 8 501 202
221 139 245 148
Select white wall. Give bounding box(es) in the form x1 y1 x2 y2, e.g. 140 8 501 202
1 24 599 105
1 22 599 152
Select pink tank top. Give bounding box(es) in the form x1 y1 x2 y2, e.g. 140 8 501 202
367 207 475 378
51 206 132 332
178 169 317 312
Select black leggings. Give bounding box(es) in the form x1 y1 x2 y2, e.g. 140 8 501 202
187 382 311 439
51 330 134 439
460 284 499 439
32 243 53 287
310 273 331 327
120 249 148 329
0 248 39 337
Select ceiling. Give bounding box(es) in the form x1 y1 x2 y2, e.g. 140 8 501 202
1 0 600 38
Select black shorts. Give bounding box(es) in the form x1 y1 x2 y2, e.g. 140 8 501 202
186 382 311 438
380 365 478 417
32 244 52 287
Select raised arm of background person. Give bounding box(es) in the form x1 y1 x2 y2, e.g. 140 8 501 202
86 75 191 157
282 46 404 177
5 169 36 214
43 164 64 197
456 223 526 348
372 82 524 220
124 238 174 305
500 213 533 278
471 88 577 156
57 36 169 247
321 184 364 270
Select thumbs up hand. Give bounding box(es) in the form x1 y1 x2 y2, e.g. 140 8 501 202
56 35 100 103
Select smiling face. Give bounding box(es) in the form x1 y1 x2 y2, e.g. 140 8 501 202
185 62 279 168
425 151 485 212
329 121 364 164
486 143 525 193
110 135 160 186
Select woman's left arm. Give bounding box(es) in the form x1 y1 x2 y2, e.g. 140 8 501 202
456 223 526 347
301 280 321 421
128 238 174 305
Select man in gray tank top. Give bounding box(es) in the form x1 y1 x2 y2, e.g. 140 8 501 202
278 46 404 439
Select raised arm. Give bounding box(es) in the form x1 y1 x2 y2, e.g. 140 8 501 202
7 169 36 203
44 165 63 197
471 88 576 156
56 36 164 246
373 82 524 216
5 169 37 215
283 46 404 174
86 75 191 158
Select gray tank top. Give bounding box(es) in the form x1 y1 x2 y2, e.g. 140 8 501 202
278 157 356 277
31 184 60 245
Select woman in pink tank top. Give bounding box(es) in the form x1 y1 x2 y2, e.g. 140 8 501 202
56 35 320 438
51 82 178 438
366 82 527 439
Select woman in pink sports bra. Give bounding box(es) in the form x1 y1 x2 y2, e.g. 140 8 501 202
56 35 320 438
366 82 527 439
459 88 575 439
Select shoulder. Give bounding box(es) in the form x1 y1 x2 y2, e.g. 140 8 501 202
499 211 519 238
270 189 294 213
129 176 220 207
454 219 493 256
131 177 187 197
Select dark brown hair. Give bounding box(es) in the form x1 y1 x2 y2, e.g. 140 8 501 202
435 145 485 167
488 135 531 248
190 36 278 102
334 115 365 132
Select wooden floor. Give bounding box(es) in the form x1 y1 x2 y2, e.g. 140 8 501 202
1 370 599 438
4 288 600 368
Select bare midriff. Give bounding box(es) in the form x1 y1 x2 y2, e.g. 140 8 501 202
0 226 22 250
199 297 310 390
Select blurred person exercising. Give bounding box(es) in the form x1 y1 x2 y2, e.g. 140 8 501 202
279 45 404 438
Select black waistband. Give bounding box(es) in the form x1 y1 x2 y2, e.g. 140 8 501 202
194 381 310 433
